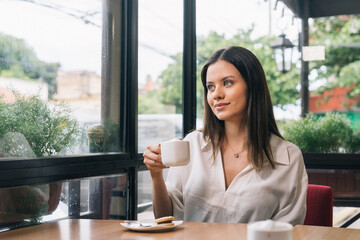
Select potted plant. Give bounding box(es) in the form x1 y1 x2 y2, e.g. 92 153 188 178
0 92 81 224
282 113 360 202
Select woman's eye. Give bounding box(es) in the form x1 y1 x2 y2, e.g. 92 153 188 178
207 85 215 91
224 80 233 86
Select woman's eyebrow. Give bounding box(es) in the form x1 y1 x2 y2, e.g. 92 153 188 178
221 75 235 80
207 75 235 84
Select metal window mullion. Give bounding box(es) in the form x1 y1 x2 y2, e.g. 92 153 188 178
120 0 138 220
300 0 309 118
68 180 81 218
182 0 197 137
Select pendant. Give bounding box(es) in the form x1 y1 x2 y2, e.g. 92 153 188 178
234 153 239 158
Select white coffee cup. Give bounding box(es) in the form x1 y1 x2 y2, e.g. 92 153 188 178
247 220 293 240
160 139 190 167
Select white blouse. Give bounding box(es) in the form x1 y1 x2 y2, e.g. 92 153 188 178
165 131 308 225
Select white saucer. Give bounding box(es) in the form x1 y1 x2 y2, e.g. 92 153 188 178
120 220 183 232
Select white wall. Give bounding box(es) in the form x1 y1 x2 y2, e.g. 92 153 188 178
0 77 48 100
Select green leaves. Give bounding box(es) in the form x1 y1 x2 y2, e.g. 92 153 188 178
0 33 60 98
138 90 174 114
158 53 183 113
282 113 359 153
0 93 81 157
154 29 300 117
309 15 360 104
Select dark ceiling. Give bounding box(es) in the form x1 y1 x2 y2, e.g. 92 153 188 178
280 0 360 18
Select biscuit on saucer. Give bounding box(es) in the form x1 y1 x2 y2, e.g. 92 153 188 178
155 216 175 225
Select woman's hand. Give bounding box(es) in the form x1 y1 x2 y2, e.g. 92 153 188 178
143 144 166 178
143 144 173 218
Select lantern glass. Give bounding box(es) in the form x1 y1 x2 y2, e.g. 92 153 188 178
283 47 293 72
271 34 294 73
273 48 284 73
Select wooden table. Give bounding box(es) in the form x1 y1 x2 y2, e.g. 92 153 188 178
1 219 360 240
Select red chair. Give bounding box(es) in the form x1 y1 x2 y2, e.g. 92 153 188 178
304 184 333 227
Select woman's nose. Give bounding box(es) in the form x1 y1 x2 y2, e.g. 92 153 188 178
212 87 224 100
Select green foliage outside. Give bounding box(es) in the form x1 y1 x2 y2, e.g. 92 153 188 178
140 16 360 118
0 93 81 157
139 90 175 114
0 33 60 98
139 28 300 116
157 53 183 114
282 15 360 153
310 15 360 101
282 113 360 153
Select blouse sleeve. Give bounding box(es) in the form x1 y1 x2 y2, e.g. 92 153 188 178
272 143 308 225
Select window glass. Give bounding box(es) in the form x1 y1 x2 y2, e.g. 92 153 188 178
307 15 360 130
0 173 127 231
0 0 103 158
280 15 360 154
137 0 183 220
138 169 169 221
138 0 184 152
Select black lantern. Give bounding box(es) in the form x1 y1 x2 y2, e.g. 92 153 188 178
270 34 294 73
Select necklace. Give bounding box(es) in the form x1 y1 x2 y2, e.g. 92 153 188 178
226 139 247 158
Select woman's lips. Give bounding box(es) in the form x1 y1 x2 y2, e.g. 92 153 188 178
214 103 229 111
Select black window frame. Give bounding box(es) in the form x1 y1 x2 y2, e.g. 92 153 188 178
0 0 197 221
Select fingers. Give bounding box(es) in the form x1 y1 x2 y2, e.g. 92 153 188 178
143 158 166 168
143 144 166 170
143 149 161 163
147 144 161 154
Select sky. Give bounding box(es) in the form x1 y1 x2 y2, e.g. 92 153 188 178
0 0 102 74
0 0 299 82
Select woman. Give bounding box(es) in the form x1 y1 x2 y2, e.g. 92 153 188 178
143 46 308 225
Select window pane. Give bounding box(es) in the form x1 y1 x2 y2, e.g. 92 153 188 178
138 0 184 153
308 15 360 133
137 169 168 221
137 0 183 220
0 0 104 158
0 173 127 231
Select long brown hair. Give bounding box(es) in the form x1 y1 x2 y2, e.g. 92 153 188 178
201 46 282 170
